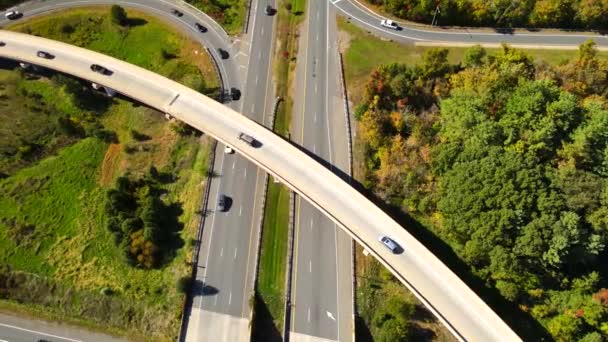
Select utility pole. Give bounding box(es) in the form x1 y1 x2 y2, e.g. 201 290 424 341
431 5 441 26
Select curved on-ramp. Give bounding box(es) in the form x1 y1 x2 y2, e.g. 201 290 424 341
0 30 521 342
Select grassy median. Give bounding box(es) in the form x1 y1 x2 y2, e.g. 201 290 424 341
1 7 217 340
252 0 305 339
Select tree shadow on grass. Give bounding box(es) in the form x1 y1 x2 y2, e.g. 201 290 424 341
125 17 147 27
157 202 185 267
355 315 374 342
251 292 282 342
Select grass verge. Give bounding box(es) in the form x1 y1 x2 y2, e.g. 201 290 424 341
184 0 248 35
1 7 217 340
252 0 304 338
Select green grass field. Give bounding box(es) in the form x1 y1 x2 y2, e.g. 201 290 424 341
0 7 216 340
338 16 608 104
184 0 248 35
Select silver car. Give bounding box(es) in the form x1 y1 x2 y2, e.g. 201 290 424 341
379 236 400 253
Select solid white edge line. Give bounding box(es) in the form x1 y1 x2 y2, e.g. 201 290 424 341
0 323 82 342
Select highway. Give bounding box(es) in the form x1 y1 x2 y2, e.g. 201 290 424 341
0 30 522 341
0 312 124 342
290 0 353 341
185 0 277 340
332 0 608 49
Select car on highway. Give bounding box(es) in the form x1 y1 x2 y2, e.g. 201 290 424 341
217 48 229 60
171 9 183 17
4 9 21 20
230 87 241 101
90 64 112 75
194 22 207 33
380 19 399 30
217 194 230 212
379 236 401 253
265 5 274 15
224 145 234 154
36 50 54 59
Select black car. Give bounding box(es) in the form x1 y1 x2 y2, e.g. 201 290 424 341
90 64 112 75
217 194 231 212
265 5 274 15
0 41 5 47
217 48 229 60
36 50 54 59
171 9 183 17
195 23 207 33
230 87 241 101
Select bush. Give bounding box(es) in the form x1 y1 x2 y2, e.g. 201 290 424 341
110 5 128 26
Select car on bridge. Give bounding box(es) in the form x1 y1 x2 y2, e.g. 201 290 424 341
379 236 402 254
36 51 54 59
90 64 112 75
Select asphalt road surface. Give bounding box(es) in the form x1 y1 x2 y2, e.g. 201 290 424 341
185 0 277 341
332 0 608 48
0 312 124 342
290 0 353 341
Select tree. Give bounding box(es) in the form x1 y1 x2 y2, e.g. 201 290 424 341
372 296 414 342
110 5 128 26
547 314 582 342
463 45 487 68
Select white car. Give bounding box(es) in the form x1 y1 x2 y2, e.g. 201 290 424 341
380 19 399 30
224 145 234 154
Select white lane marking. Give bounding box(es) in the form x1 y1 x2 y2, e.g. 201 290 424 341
220 248 224 257
214 295 218 306
200 146 226 309
308 307 311 323
332 2 423 41
314 113 317 123
232 159 236 169
1 339 8 342
228 291 233 305
309 260 312 273
313 144 316 154
333 0 342 3
315 83 318 94
244 168 247 179
327 311 336 321
255 75 259 85
258 51 262 60
0 323 83 342
310 219 313 230
239 205 243 216
250 103 255 113
261 27 265 36
234 248 238 260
